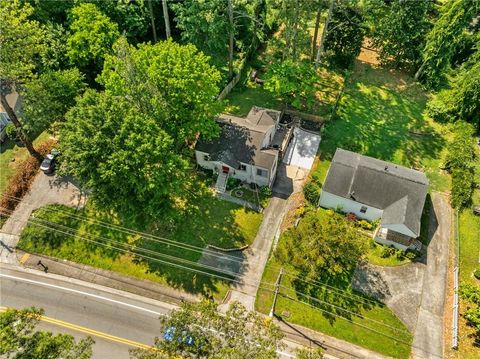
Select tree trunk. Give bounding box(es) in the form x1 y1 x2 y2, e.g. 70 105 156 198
414 61 426 81
227 0 234 80
0 93 42 162
315 0 334 69
148 0 157 43
311 7 322 61
291 0 300 60
162 0 171 39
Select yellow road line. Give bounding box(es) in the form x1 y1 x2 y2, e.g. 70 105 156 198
0 307 153 350
19 253 30 265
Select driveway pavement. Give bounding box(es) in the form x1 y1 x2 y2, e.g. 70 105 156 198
0 173 85 264
412 193 451 359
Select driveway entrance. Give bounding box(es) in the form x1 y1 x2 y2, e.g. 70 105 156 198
282 127 321 170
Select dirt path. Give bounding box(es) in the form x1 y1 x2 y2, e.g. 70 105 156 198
0 173 85 264
412 193 451 359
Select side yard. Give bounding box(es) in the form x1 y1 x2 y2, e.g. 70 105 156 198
256 208 413 359
16 173 263 300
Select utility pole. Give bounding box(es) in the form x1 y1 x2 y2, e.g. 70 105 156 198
148 0 157 43
269 268 283 318
162 0 171 39
315 0 334 69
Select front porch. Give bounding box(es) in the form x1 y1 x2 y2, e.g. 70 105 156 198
374 227 423 252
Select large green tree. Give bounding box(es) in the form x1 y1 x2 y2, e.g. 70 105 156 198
323 1 365 69
0 0 45 161
276 210 367 282
368 0 431 71
98 38 222 146
130 301 284 359
60 90 187 217
0 307 93 359
415 0 479 89
22 68 86 135
67 3 120 73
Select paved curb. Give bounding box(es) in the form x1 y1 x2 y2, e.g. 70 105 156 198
16 250 199 306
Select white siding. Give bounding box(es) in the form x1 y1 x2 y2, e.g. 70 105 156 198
261 126 276 149
381 223 417 238
195 150 272 187
319 191 383 221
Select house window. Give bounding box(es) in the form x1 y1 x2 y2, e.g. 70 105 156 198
203 154 210 161
256 168 268 177
238 164 247 171
360 206 368 214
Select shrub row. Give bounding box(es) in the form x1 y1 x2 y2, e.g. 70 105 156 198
0 140 56 216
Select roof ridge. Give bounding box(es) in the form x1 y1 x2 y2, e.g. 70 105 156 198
360 164 428 185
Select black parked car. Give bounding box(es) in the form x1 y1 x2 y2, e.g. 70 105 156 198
40 149 60 174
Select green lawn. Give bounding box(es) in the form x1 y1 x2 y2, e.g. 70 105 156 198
257 263 412 359
315 62 451 193
366 239 411 266
457 189 480 358
17 175 263 300
0 131 51 194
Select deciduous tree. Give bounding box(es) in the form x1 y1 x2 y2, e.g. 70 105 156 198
98 38 222 146
323 1 365 69
22 68 86 135
368 0 431 71
275 210 367 282
0 307 93 359
0 0 45 161
67 3 120 73
60 90 187 218
129 301 284 359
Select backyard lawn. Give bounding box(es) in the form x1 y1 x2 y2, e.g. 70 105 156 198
315 61 452 193
456 188 480 358
0 131 51 194
17 174 263 300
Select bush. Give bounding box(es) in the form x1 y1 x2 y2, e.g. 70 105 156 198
405 251 417 260
303 181 321 205
260 185 272 197
0 140 56 214
357 220 374 231
5 123 18 140
226 177 241 190
451 167 474 208
381 246 396 258
474 269 480 280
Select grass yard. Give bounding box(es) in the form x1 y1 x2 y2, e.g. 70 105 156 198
456 188 480 358
366 239 411 266
257 262 412 358
315 61 452 193
0 131 51 194
17 174 263 300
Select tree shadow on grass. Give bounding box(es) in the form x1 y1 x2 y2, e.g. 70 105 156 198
320 62 446 171
290 269 382 326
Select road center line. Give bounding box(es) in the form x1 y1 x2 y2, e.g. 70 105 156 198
0 273 163 316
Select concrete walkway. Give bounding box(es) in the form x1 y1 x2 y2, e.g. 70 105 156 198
412 193 451 359
0 173 85 264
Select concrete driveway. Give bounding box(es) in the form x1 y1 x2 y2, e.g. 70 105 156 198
283 128 321 170
0 172 85 264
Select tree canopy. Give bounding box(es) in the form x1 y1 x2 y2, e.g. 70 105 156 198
324 1 365 69
67 3 120 71
0 307 93 359
130 301 284 359
22 68 86 135
98 38 222 145
368 0 431 71
60 90 187 217
276 209 367 282
416 0 479 89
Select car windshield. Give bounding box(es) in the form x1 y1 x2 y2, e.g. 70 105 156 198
42 159 52 166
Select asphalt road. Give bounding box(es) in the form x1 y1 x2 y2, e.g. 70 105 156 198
0 265 299 359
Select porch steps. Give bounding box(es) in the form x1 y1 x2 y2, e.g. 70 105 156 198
215 172 229 193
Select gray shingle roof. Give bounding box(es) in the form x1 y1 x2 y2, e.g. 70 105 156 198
323 148 428 236
196 122 277 170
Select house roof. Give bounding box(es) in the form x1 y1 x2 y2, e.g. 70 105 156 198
323 148 428 236
196 121 277 170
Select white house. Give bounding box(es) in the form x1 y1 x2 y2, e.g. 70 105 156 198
319 148 429 251
195 107 290 191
